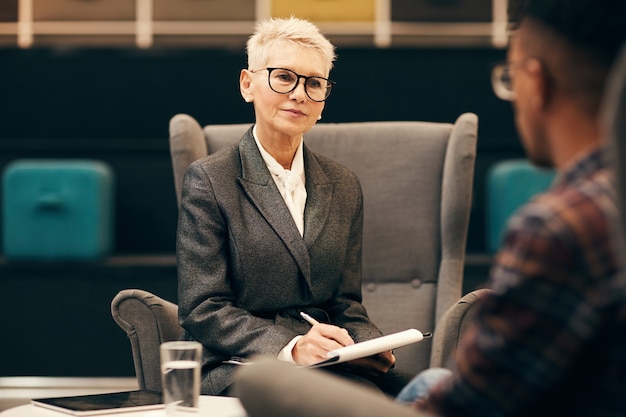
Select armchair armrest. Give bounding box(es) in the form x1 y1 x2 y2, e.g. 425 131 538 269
233 357 436 417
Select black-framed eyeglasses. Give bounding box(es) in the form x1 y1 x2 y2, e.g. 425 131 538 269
251 67 335 102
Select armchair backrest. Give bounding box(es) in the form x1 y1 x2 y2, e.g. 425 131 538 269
169 113 478 374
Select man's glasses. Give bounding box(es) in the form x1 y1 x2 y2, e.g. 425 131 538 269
491 59 543 102
491 62 516 101
251 67 335 102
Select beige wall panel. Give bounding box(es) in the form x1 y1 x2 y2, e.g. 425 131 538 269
32 34 136 46
153 0 255 21
0 35 18 45
272 0 375 22
33 0 136 21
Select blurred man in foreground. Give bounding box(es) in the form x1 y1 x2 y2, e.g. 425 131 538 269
396 0 626 415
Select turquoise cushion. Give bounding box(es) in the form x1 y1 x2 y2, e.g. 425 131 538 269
2 159 114 259
486 159 555 254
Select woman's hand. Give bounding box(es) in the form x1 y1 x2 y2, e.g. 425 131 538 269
345 350 396 375
292 323 354 366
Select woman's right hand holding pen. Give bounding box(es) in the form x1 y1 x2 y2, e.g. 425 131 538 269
294 312 396 373
292 313 354 366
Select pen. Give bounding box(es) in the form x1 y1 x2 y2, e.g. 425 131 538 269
300 311 320 326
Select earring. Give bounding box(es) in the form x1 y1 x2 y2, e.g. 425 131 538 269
317 115 322 120
245 97 252 103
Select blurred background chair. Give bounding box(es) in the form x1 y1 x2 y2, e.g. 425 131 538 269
2 159 114 260
111 289 182 392
169 113 478 374
485 159 556 254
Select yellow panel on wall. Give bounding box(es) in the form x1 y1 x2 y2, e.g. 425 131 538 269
272 0 375 22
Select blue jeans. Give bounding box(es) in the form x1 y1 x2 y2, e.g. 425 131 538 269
395 367 452 405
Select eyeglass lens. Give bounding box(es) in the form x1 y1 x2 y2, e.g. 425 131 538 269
491 64 516 101
267 68 332 102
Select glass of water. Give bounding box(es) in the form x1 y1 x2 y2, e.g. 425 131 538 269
160 341 202 416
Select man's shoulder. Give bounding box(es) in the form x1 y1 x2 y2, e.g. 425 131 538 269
505 172 615 268
506 167 613 240
543 167 613 215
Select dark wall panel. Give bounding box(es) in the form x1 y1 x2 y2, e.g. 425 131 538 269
0 46 522 255
392 0 493 22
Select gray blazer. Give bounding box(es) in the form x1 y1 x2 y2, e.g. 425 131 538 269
176 127 383 395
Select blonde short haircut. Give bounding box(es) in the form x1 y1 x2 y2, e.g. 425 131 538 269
246 16 337 76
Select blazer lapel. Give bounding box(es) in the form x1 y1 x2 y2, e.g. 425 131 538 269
303 147 334 249
237 129 312 285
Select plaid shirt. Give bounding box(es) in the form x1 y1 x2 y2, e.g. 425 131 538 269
422 146 626 416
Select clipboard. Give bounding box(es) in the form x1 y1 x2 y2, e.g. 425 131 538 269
224 328 430 368
308 328 428 368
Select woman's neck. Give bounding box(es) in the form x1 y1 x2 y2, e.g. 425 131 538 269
256 129 302 170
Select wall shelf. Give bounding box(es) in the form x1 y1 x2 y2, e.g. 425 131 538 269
0 0 509 49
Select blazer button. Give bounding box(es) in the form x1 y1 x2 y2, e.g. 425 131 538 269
411 279 422 288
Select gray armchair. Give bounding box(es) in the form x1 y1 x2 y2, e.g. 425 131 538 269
169 113 479 375
110 114 478 395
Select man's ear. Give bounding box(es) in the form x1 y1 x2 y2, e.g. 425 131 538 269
527 59 552 110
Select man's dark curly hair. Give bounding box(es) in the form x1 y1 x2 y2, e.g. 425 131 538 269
509 0 626 68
